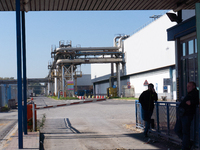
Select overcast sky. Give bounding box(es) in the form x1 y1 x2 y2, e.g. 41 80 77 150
0 10 168 79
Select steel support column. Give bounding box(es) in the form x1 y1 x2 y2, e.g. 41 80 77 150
111 55 114 87
54 68 57 96
16 0 23 148
22 11 27 135
116 63 121 97
71 65 74 97
48 82 50 95
169 66 173 100
62 65 65 97
195 3 200 149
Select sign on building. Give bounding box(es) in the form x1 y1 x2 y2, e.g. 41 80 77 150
163 85 168 93
143 80 149 86
163 78 172 85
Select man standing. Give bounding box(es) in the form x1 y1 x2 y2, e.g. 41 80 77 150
175 82 199 150
139 83 158 137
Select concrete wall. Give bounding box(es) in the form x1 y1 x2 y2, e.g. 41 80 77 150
130 68 176 100
91 64 115 80
124 13 176 75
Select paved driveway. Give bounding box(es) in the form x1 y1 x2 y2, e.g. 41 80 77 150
34 97 181 150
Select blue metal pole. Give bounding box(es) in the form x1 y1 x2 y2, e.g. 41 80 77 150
195 3 200 149
169 66 173 100
156 102 160 132
166 103 170 135
135 100 138 127
16 0 23 148
22 11 27 135
139 102 144 128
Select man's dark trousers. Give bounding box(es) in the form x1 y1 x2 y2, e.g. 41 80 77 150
174 115 194 150
142 109 153 135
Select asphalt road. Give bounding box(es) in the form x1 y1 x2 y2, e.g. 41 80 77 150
35 96 181 150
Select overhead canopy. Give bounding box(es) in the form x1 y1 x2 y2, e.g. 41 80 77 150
1 0 200 12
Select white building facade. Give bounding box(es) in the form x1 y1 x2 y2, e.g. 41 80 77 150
91 13 177 100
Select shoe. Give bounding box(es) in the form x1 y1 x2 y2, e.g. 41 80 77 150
144 134 148 137
189 140 194 150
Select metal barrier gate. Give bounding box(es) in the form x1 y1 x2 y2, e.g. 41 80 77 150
135 100 199 147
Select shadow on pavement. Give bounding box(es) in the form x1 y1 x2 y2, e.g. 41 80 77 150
125 133 182 150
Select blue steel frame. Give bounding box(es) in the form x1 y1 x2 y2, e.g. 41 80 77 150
22 11 27 135
16 0 23 148
16 0 28 148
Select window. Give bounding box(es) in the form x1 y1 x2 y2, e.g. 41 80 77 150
180 37 198 96
195 39 197 53
188 40 194 54
182 43 186 56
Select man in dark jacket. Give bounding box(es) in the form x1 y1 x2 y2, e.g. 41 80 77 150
175 82 199 150
139 83 158 137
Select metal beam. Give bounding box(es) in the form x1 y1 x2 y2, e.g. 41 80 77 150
16 0 23 148
22 11 27 135
0 78 52 84
56 46 119 52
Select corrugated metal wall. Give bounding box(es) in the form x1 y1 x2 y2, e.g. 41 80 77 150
0 84 18 107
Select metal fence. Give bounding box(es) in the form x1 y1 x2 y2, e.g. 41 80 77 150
135 100 199 147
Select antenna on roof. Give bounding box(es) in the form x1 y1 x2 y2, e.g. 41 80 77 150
149 15 162 20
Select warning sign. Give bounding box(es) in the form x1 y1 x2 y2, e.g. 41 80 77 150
143 80 149 86
67 81 74 90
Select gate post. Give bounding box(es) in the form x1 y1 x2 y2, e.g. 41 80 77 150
195 3 200 149
156 102 160 132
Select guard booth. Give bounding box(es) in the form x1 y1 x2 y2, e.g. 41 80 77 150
167 12 198 99
167 10 200 147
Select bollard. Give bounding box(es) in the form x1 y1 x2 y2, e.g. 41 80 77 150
32 102 35 131
27 103 37 131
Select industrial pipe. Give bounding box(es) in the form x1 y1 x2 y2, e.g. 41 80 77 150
56 58 123 64
118 35 130 48
56 47 119 52
113 35 122 47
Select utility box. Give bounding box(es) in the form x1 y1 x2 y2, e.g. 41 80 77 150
107 87 117 98
122 85 135 97
8 99 16 109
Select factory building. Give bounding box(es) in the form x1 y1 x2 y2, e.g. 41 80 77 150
91 12 177 100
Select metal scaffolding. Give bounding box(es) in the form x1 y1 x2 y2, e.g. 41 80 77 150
48 35 129 97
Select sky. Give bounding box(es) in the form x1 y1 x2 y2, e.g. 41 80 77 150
0 10 168 79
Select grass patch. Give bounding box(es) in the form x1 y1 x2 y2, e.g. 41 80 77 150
111 97 138 100
0 105 10 112
37 113 46 131
48 96 79 100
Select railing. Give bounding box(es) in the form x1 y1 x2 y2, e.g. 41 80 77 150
135 100 199 147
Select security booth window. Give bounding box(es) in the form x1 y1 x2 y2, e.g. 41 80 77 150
180 37 198 96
